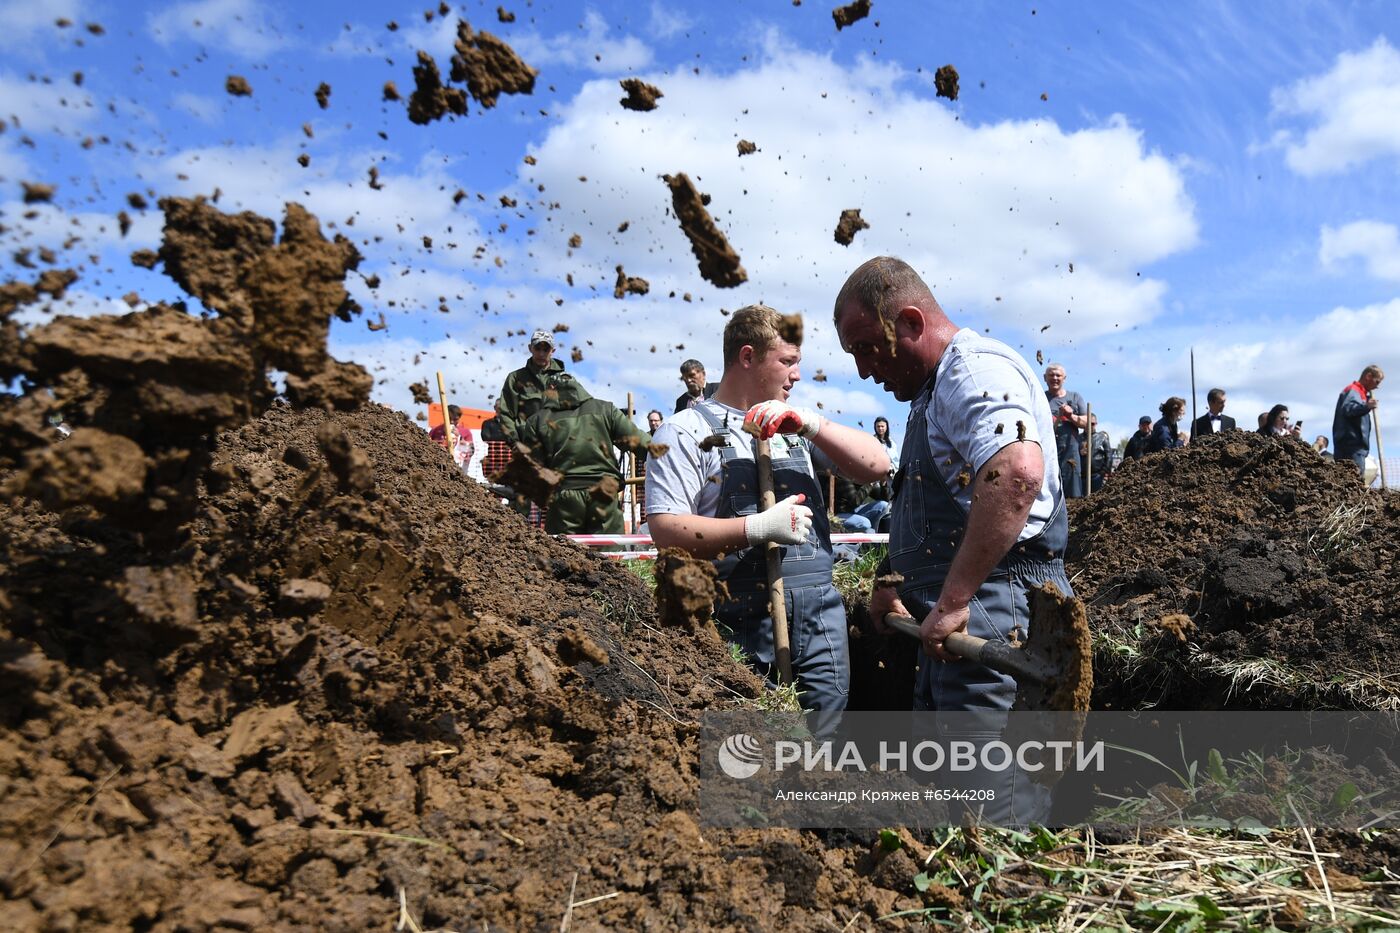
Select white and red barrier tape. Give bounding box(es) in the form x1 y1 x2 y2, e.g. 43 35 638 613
566 532 888 559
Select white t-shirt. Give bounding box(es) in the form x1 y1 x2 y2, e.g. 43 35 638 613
919 329 1062 541
645 399 834 518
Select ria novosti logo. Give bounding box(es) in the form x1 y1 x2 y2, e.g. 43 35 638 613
717 733 763 779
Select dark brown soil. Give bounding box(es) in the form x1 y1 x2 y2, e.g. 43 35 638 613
619 78 664 112
832 0 872 30
934 65 959 101
449 20 537 108
407 51 468 125
1069 431 1400 710
662 172 747 289
834 208 869 246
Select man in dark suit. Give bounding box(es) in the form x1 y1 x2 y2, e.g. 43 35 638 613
673 358 719 413
1191 387 1236 438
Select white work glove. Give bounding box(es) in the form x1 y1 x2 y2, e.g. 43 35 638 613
744 401 823 440
744 494 813 546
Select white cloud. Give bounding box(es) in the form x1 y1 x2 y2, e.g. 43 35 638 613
1164 299 1400 443
522 39 1196 348
1271 37 1400 176
1320 219 1400 282
511 10 653 74
148 0 288 59
0 0 87 53
0 73 99 136
171 92 222 124
647 2 693 41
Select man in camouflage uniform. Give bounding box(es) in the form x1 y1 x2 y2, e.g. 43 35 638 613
519 373 649 534
494 329 566 444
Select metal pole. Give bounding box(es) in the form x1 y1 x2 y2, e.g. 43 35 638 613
1189 348 1197 441
626 392 638 531
1374 408 1388 490
1084 401 1093 494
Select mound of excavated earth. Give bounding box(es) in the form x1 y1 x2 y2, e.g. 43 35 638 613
1068 431 1400 711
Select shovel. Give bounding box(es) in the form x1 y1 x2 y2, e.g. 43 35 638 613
880 581 1093 713
747 427 793 687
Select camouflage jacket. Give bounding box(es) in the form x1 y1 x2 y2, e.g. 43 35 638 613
519 395 648 491
494 358 565 443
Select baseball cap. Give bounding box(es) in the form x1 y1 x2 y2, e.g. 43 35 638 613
529 329 555 348
1139 415 1152 424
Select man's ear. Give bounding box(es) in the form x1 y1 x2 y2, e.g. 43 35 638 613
896 306 924 338
737 345 755 368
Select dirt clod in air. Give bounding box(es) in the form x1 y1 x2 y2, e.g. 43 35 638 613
131 248 159 268
567 233 581 248
21 182 55 204
315 421 374 494
778 313 803 346
619 77 663 112
368 165 384 189
225 75 252 97
497 5 515 22
315 82 331 109
409 381 433 404
834 208 870 246
737 139 757 156
662 172 747 289
613 264 650 298
127 192 149 210
935 64 959 101
655 548 718 630
489 441 562 507
407 50 468 124
449 19 538 108
297 153 310 167
832 0 872 30
570 346 584 363
383 80 401 101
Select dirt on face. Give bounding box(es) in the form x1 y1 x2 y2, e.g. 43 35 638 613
662 172 748 289
1069 431 1400 710
934 64 959 101
619 77 664 111
449 20 538 108
613 264 650 298
832 0 872 30
407 50 468 125
834 208 870 246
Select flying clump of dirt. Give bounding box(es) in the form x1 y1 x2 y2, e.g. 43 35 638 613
935 64 959 101
225 75 252 96
21 182 55 204
619 77 663 111
834 208 870 246
449 19 538 108
778 313 804 346
408 381 433 404
614 264 650 298
737 139 758 156
832 0 872 30
407 50 468 124
662 172 748 289
0 196 371 539
315 81 331 109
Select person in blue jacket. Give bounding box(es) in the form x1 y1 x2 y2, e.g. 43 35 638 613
1332 365 1384 473
1147 397 1186 454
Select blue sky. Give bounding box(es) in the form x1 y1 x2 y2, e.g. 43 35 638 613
2 0 1398 453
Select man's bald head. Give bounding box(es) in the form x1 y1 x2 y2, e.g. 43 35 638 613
832 256 938 327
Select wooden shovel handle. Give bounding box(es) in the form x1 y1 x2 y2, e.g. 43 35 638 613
755 435 793 686
883 613 1048 685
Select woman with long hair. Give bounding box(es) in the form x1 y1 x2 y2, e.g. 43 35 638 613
1258 404 1301 438
1147 397 1187 453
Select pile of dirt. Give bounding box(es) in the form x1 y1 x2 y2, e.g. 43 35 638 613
0 402 954 929
0 194 957 929
1068 432 1400 711
663 172 747 289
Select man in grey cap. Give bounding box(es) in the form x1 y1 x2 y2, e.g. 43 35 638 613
494 329 566 444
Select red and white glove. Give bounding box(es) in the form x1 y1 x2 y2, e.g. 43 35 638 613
744 401 823 440
744 494 813 546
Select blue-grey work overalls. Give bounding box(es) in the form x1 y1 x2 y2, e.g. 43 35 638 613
890 373 1072 824
694 405 850 714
